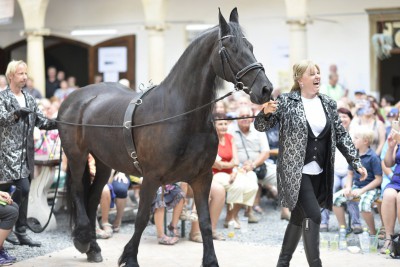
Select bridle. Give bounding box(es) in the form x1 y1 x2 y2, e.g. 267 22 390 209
218 34 265 94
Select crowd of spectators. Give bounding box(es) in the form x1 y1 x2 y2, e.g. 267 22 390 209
1 62 400 264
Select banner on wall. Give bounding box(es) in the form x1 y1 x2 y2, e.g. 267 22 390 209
0 0 14 24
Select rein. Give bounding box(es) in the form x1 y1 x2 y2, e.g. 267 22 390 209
36 87 246 128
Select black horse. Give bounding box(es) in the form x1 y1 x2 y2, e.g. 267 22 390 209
58 8 273 267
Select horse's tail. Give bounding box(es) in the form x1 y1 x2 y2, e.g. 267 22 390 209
65 161 92 229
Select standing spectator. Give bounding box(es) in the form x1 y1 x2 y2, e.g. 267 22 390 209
56 70 65 83
0 60 57 247
0 75 7 91
94 74 103 84
54 80 75 102
381 129 400 254
45 66 59 98
67 76 79 90
23 77 42 99
254 60 366 267
380 94 395 121
319 73 345 102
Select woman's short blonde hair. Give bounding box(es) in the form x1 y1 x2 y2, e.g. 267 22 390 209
291 60 320 92
5 60 27 84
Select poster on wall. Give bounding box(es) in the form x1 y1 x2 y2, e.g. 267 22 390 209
98 46 127 82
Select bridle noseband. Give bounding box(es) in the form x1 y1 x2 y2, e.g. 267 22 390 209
218 35 264 93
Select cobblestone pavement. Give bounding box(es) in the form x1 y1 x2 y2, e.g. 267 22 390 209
6 195 398 264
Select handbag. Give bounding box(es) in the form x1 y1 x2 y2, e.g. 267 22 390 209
237 131 267 180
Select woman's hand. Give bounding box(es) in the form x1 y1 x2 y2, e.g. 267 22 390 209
262 100 278 114
357 167 368 181
388 130 400 148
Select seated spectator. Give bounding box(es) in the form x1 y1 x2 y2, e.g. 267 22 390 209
0 190 18 265
152 184 185 245
381 129 400 254
349 99 386 156
320 108 361 233
385 108 399 138
188 181 226 243
260 112 290 220
332 127 382 235
212 112 258 227
96 172 141 239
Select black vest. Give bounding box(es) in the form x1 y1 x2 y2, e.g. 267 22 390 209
304 113 331 167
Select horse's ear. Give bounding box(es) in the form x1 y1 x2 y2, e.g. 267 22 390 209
218 8 230 36
229 7 239 24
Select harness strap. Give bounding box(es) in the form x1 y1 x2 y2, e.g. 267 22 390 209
123 86 156 174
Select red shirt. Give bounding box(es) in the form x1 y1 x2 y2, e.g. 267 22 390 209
212 133 233 174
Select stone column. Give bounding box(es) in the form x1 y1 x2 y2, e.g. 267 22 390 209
17 0 49 96
284 0 309 68
141 0 166 84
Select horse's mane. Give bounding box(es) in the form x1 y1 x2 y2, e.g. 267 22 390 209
163 22 246 92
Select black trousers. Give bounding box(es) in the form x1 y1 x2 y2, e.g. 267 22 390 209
289 173 323 226
11 177 30 232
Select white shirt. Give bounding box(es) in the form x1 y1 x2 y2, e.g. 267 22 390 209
301 96 326 175
15 94 26 108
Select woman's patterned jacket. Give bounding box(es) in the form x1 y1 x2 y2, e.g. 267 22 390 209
0 88 56 183
254 90 362 211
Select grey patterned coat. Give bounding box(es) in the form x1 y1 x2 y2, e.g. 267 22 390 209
0 88 56 183
254 91 362 211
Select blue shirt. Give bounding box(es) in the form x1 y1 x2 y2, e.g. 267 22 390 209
349 148 382 187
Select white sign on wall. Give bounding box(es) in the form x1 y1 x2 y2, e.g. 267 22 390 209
0 0 14 24
98 46 127 73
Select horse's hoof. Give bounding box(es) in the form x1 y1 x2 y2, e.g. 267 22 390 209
120 258 139 267
87 250 103 262
73 238 90 253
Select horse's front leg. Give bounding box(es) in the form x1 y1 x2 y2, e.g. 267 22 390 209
191 171 219 267
119 179 159 267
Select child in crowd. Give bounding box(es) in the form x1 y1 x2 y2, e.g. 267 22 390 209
152 184 185 245
332 127 382 235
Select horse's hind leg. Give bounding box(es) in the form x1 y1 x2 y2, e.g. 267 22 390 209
191 171 219 267
65 149 93 254
85 158 112 262
119 179 159 267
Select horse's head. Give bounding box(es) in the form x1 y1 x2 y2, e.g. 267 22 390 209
212 8 273 104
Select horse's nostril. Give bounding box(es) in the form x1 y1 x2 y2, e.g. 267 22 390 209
262 86 271 96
